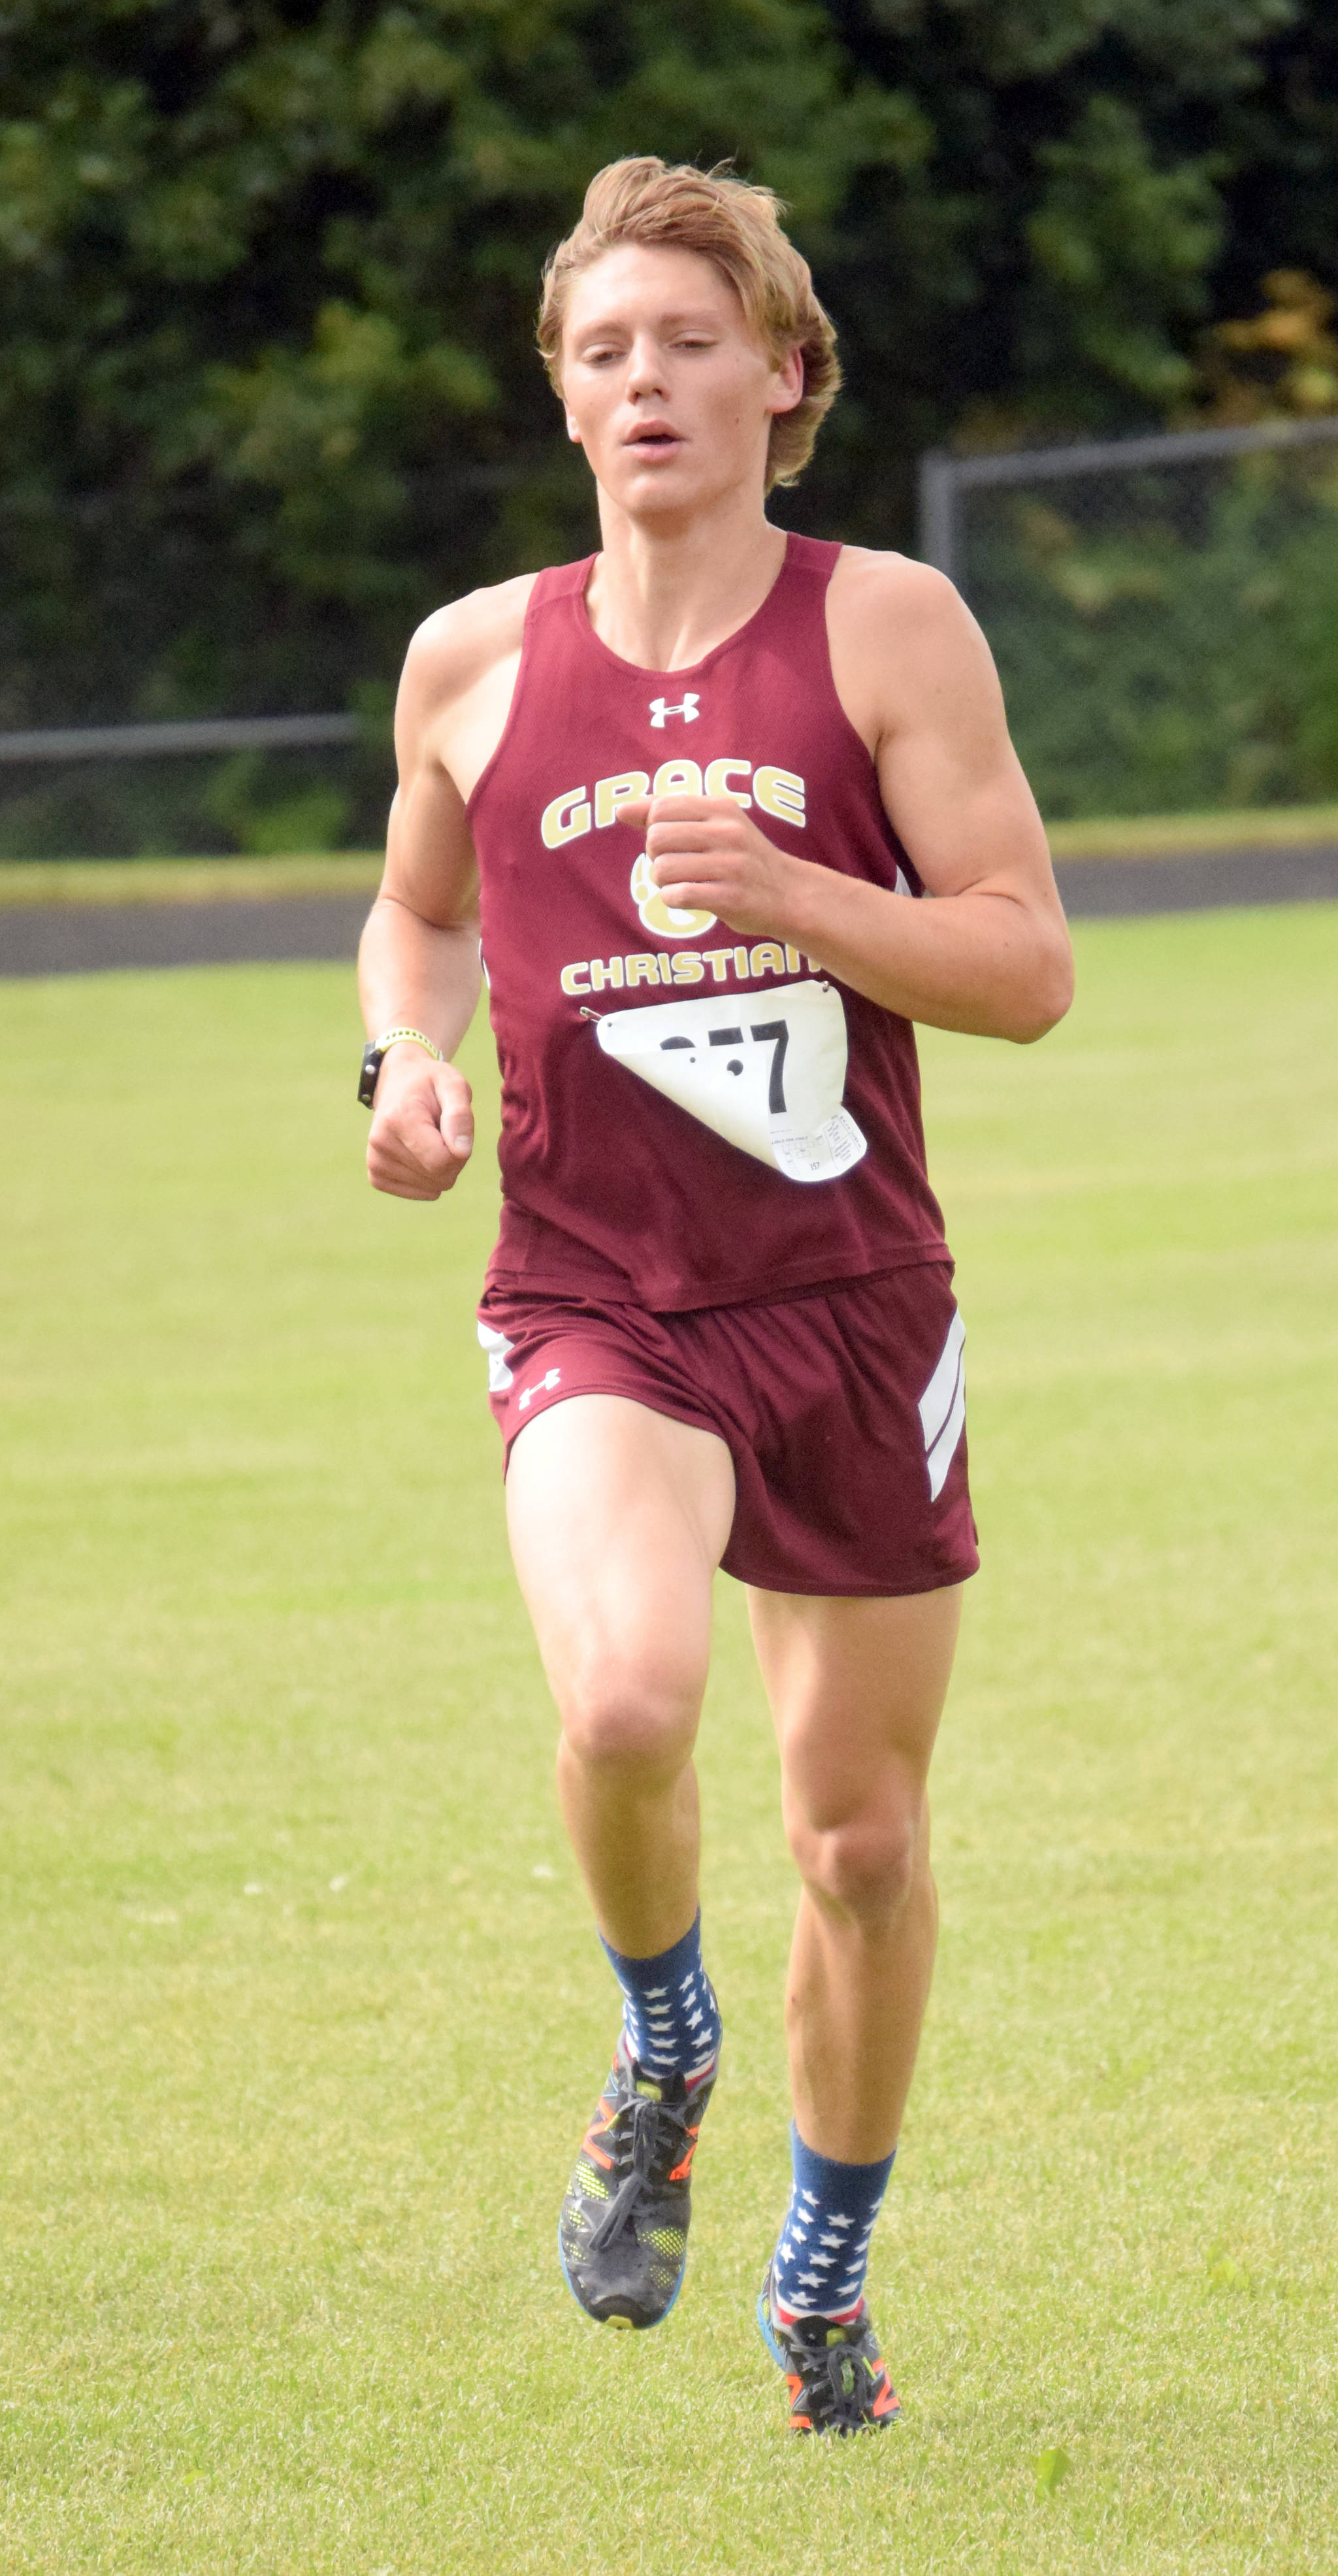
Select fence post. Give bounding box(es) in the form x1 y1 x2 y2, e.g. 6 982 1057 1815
917 450 958 586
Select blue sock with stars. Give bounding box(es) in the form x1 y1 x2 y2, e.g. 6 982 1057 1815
599 1911 722 2085
771 2123 896 2323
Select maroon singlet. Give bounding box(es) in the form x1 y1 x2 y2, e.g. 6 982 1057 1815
468 532 951 1313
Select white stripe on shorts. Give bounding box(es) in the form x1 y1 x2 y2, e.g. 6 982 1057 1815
919 1309 966 1501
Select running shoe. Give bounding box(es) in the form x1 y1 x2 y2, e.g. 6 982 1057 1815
757 2260 902 2435
559 2030 717 2328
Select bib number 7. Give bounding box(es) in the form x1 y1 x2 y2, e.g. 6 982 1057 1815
595 979 867 1184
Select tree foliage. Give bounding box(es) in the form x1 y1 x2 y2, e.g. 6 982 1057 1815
0 0 1333 791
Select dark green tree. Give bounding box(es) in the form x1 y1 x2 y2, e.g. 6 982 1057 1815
804 0 1335 531
0 0 926 736
0 0 1333 844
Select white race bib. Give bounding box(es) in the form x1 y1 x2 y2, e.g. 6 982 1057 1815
595 980 866 1185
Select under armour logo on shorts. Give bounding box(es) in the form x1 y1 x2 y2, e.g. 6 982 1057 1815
649 693 700 727
517 1366 562 1413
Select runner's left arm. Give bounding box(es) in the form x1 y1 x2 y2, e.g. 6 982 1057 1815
620 557 1073 1046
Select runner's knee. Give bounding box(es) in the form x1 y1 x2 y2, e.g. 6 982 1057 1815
557 1654 700 1780
785 1791 923 1926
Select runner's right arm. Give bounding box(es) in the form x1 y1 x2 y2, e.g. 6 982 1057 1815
358 584 524 1201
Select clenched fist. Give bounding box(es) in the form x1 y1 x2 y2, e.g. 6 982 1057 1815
617 792 808 942
367 1047 474 1200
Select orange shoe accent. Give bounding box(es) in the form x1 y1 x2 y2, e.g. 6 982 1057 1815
872 2377 900 2419
580 2132 615 2169
786 2371 813 2430
666 2117 702 2182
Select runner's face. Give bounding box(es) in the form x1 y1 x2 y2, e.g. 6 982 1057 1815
559 245 802 522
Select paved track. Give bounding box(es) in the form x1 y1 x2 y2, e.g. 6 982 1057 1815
2 845 1336 977
1 893 372 978
1056 843 1338 917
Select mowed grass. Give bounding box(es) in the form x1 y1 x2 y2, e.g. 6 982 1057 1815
1 907 1335 2574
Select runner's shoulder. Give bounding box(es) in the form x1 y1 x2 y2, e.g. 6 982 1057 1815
829 542 964 641
827 544 990 735
401 572 538 714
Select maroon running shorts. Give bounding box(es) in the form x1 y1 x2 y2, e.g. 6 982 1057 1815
476 1263 979 1599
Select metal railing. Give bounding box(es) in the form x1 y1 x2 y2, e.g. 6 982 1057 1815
0 713 358 765
917 413 1338 592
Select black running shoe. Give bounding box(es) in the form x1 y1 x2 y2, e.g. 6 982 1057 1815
757 2261 902 2435
558 2031 717 2329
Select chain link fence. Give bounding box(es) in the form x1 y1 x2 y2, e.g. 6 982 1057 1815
8 417 1338 855
0 713 393 862
919 416 1338 821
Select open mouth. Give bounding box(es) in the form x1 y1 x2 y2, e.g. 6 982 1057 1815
627 427 681 453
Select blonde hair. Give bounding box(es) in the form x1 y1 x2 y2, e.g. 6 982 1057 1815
537 157 841 491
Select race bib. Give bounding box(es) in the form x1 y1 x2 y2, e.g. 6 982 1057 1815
595 979 866 1185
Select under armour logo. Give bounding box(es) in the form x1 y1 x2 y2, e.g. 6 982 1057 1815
517 1366 561 1413
649 693 700 727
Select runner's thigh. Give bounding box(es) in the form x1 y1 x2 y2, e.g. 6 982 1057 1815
506 1393 736 1721
749 1587 963 1818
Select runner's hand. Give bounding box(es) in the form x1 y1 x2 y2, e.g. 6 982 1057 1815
617 794 806 940
367 1051 474 1199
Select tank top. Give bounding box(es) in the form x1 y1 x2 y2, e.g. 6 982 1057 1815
468 531 951 1312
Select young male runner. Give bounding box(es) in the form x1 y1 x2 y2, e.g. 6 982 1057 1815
358 157 1072 2436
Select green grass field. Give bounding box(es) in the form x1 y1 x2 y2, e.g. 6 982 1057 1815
3 907 1335 2573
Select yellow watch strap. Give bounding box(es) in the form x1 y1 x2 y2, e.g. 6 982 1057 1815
374 1026 443 1061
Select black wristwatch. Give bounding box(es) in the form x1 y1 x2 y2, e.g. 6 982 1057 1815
357 1026 442 1108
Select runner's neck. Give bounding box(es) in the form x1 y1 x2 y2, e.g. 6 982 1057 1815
584 503 789 674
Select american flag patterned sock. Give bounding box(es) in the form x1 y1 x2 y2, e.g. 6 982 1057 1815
771 2122 896 2324
599 1910 722 2083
